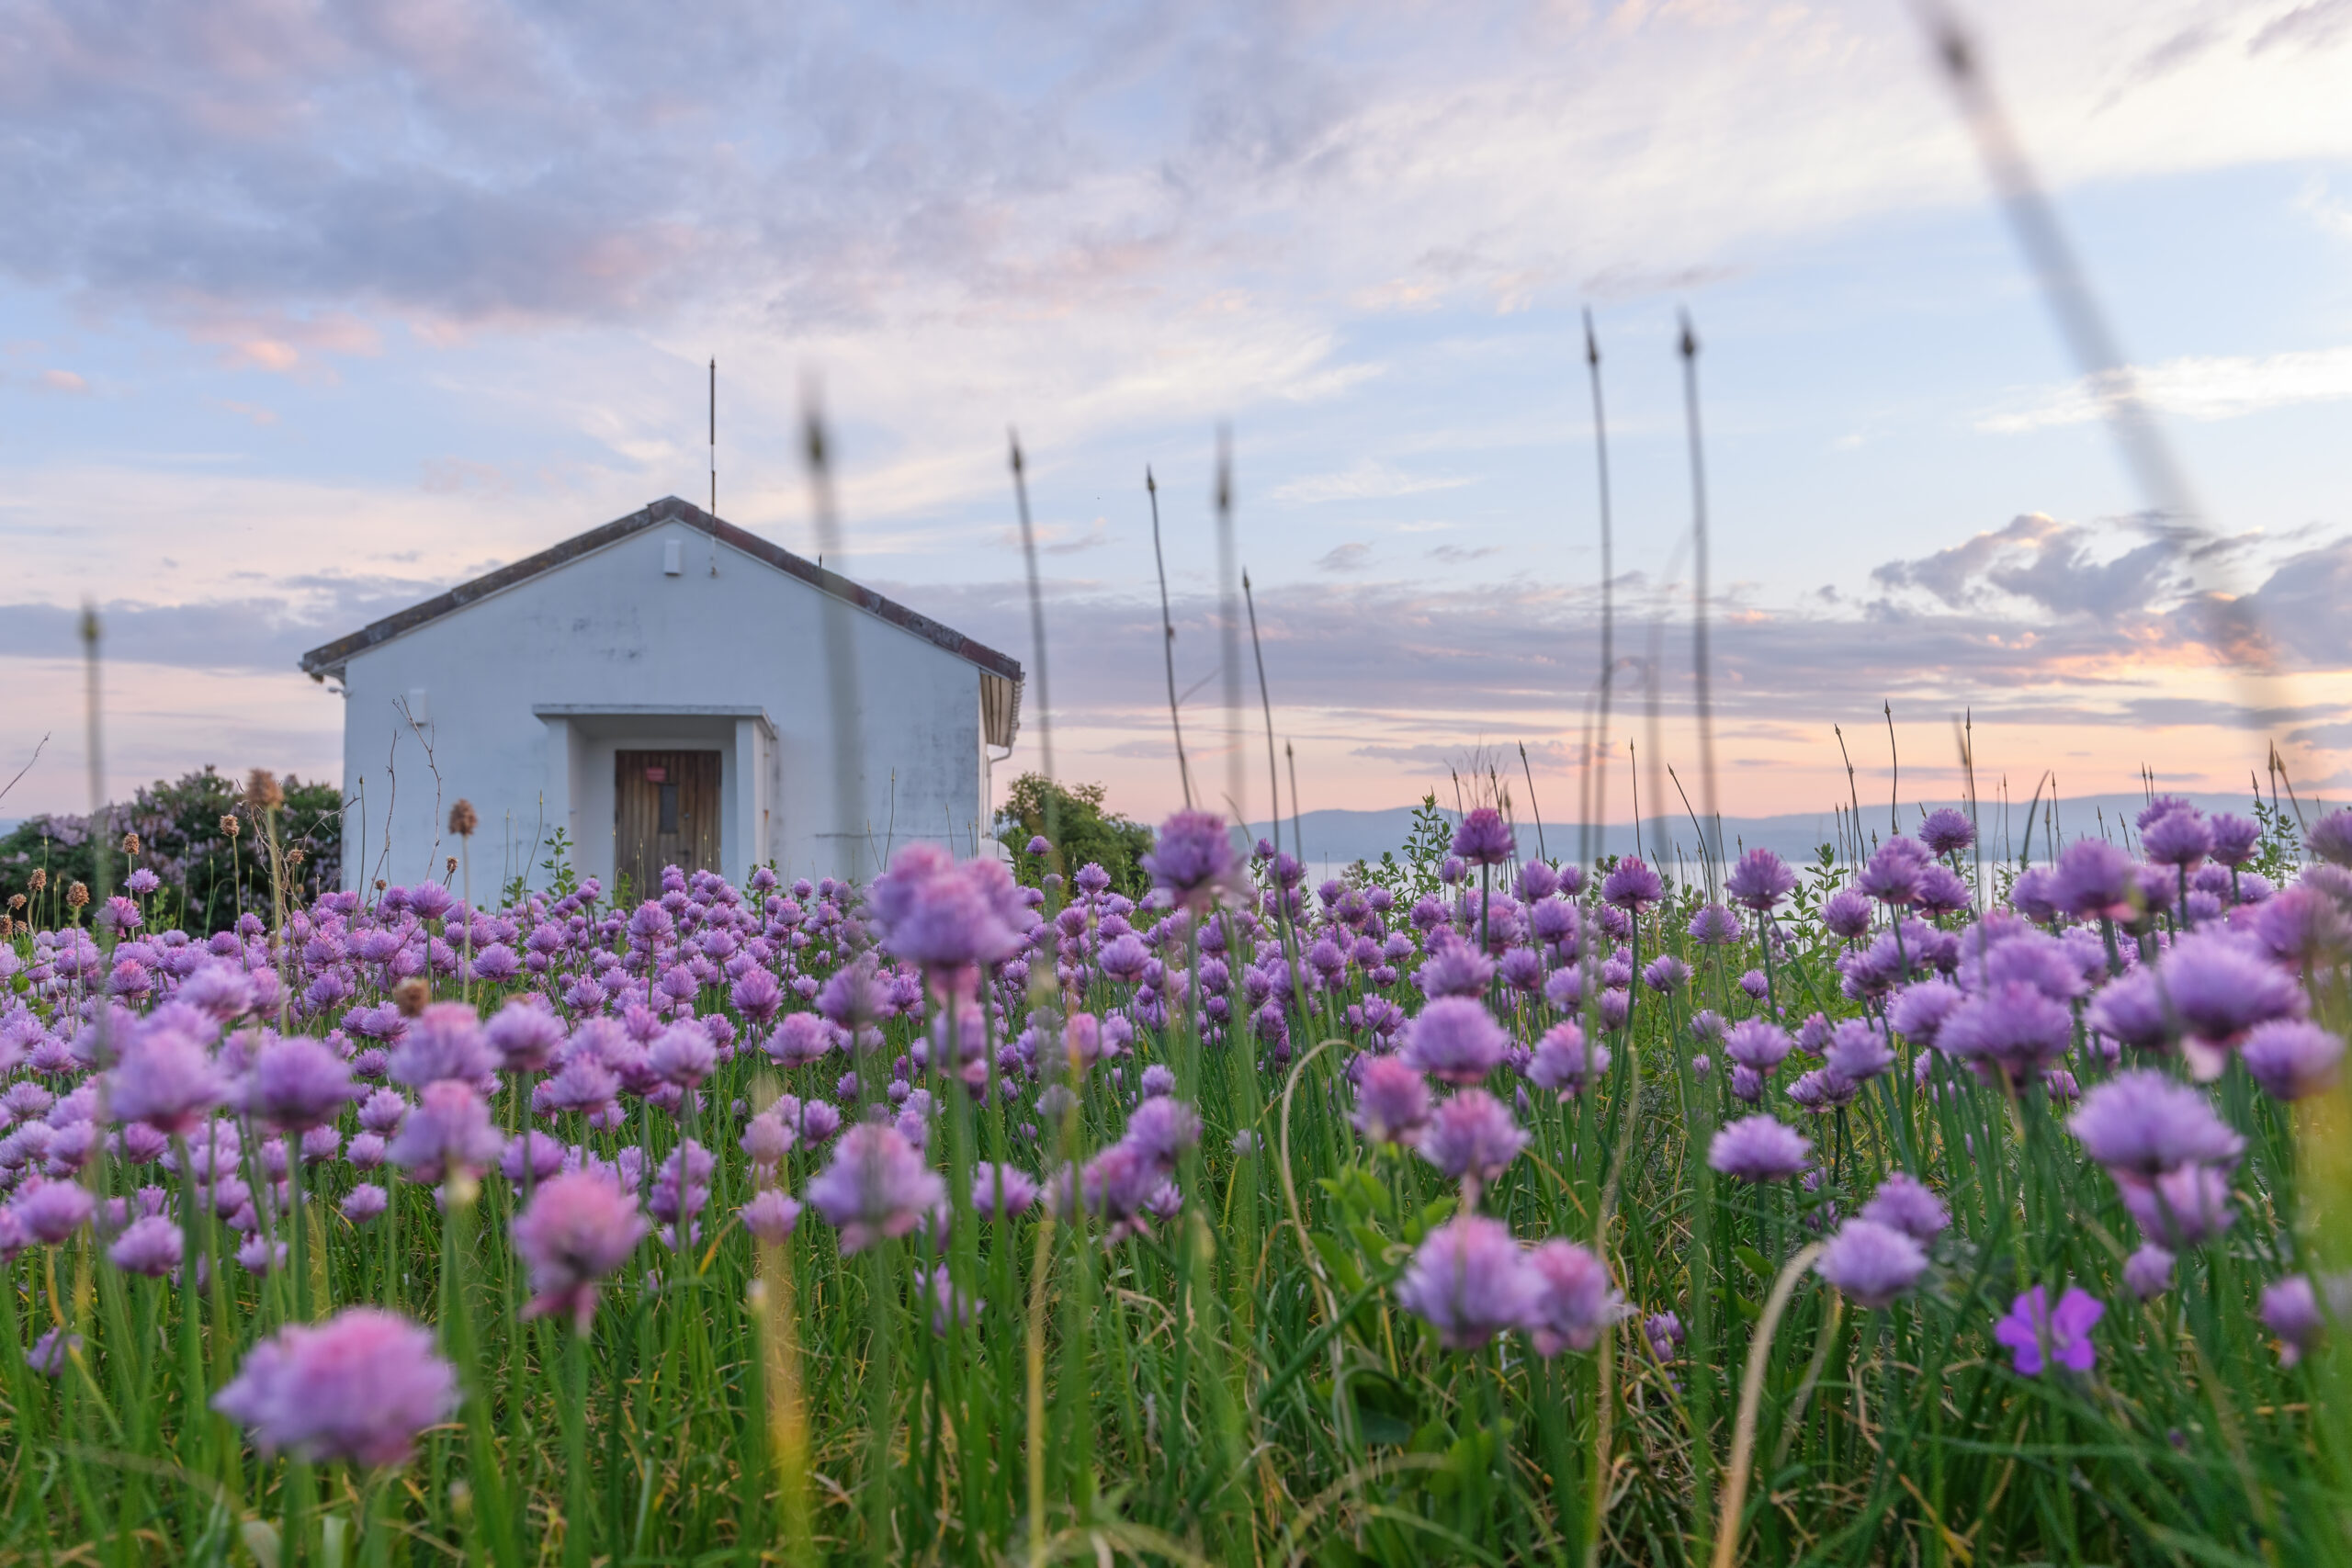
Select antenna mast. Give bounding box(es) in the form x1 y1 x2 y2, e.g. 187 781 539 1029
707 358 718 575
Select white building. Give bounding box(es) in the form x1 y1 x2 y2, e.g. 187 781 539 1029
300 496 1022 897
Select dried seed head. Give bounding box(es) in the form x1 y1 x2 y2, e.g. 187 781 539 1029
373 878 387 891
7 892 23 909
245 769 285 811
28 869 47 893
392 977 432 1017
447 799 479 838
445 856 458 877
121 832 141 855
288 848 307 865
221 815 242 839
66 881 90 908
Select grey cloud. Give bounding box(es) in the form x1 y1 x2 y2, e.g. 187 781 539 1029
0 576 437 672
1317 543 1371 573
1871 513 2189 619
2250 0 2352 53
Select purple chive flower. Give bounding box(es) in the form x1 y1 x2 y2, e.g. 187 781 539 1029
1935 982 2075 1083
1138 1064 1177 1099
1415 931 1497 999
1121 1097 1203 1167
11 1179 96 1244
1522 1238 1623 1354
107 1214 184 1278
1707 1115 1812 1183
1913 864 1972 917
107 1025 225 1137
1821 890 1874 941
1857 839 1928 906
2209 814 2261 868
1141 810 1244 908
1886 980 1963 1048
2117 1164 2236 1248
1416 1089 1529 1186
342 1185 390 1225
1687 904 1742 946
1858 1173 1949 1243
970 1162 1039 1219
650 1021 717 1089
28 1328 81 1377
212 1307 457 1468
2240 1020 2345 1100
1352 1057 1434 1145
804 1122 946 1254
1641 954 1690 994
1824 1021 1894 1084
2051 840 2137 921
1919 808 1975 858
1725 848 1796 912
1993 1284 2103 1375
1451 807 1517 868
1401 997 1510 1086
1393 1214 1538 1349
869 843 1027 973
485 999 566 1074
2260 1272 2352 1364
2123 1244 2175 1300
513 1171 649 1331
251 1037 354 1132
1527 1021 1610 1100
741 1190 803 1244
1724 1020 1793 1075
2068 1070 2244 1177
2141 808 2212 870
388 1003 498 1088
384 1081 504 1182
1601 857 1666 911
1815 1219 1928 1308
2307 808 2352 868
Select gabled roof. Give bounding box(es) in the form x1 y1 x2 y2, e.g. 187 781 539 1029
297 496 1025 690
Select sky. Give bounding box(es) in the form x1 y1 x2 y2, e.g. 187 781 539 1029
3 0 2349 837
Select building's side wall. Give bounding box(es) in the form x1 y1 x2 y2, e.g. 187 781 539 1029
335 524 984 895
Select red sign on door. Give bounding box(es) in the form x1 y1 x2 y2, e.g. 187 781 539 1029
643 766 667 783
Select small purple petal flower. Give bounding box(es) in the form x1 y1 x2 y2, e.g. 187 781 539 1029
1993 1284 2103 1376
2307 808 2352 868
1821 890 1874 941
107 1024 225 1137
514 1171 650 1330
1724 1020 1793 1074
1935 982 2074 1082
2259 1273 2352 1364
2141 808 2213 870
10 1179 96 1244
2208 814 2261 868
1815 1219 1928 1309
485 999 566 1074
388 1003 497 1089
212 1307 457 1468
1527 1022 1609 1100
2116 1164 2236 1248
2051 840 2137 922
342 1185 390 1225
1707 1115 1812 1183
1394 1214 1538 1350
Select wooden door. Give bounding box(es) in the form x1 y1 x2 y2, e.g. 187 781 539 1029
616 750 721 897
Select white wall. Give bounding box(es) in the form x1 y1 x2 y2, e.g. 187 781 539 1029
335 525 989 896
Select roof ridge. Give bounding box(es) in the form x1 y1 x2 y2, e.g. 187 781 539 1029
296 496 1023 685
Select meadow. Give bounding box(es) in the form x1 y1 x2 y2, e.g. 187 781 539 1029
4 776 2351 1566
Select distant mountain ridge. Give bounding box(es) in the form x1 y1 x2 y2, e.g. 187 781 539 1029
1248 790 2338 884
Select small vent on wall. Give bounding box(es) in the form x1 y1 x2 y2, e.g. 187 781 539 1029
662 538 684 576
405 687 429 725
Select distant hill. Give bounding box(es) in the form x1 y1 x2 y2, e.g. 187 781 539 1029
1248 790 2337 885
